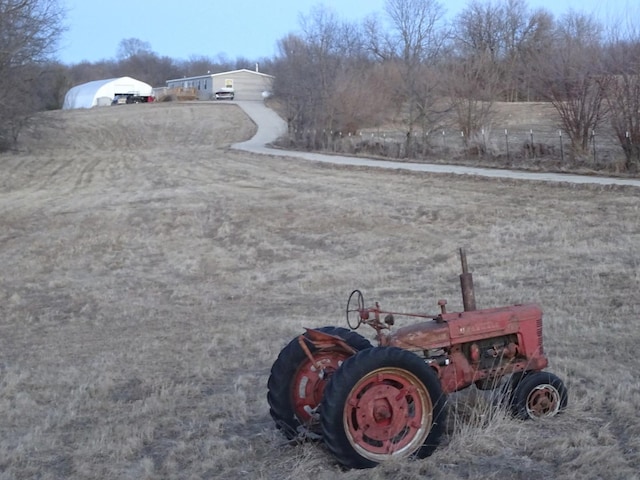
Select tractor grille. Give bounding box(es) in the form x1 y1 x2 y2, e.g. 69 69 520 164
537 317 544 354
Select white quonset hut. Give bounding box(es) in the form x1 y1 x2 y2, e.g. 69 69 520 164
63 76 153 109
166 68 274 101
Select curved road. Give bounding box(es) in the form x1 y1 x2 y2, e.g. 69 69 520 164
233 101 640 188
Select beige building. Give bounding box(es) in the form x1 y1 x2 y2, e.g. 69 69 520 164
165 68 274 101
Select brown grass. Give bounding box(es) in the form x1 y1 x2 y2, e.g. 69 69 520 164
1 102 639 479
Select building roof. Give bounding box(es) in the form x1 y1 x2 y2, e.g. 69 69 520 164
166 68 274 84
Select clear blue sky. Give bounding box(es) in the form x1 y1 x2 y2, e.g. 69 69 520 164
57 0 618 65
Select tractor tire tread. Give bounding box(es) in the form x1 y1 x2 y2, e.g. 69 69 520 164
267 326 371 440
320 346 447 469
510 370 568 420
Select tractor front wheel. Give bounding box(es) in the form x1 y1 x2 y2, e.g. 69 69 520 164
509 371 568 420
267 327 372 441
320 347 447 469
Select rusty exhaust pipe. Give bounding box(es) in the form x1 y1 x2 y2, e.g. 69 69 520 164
459 248 476 311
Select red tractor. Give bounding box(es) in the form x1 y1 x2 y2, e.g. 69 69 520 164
267 250 567 469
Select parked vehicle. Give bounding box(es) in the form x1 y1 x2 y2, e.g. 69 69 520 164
214 88 235 100
112 94 152 105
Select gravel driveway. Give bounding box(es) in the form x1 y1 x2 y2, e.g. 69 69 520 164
234 101 640 188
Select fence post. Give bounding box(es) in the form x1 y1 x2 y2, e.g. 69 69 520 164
530 129 535 158
627 131 638 166
481 128 487 156
559 130 564 163
505 129 510 160
591 130 596 164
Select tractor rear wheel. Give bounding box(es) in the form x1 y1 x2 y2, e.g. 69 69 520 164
509 371 568 420
267 327 372 441
320 347 447 469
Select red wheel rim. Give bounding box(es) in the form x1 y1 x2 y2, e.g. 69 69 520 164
343 368 433 461
292 351 350 424
526 384 561 417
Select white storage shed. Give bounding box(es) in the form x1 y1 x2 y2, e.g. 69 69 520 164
63 77 153 109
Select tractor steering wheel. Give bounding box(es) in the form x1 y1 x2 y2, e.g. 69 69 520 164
346 289 365 330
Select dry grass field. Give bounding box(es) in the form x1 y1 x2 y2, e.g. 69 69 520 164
1 102 639 479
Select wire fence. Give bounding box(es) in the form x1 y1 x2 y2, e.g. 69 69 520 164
282 126 632 172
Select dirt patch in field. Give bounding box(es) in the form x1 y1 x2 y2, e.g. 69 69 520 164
1 102 639 479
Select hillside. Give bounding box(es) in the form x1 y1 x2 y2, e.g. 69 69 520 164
1 102 639 479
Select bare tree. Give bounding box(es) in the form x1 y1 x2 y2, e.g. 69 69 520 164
327 59 397 134
362 14 393 61
67 59 118 85
171 55 235 78
116 38 153 60
602 14 640 171
533 11 608 157
502 0 555 101
272 6 367 147
0 0 65 149
511 7 555 102
272 33 317 140
116 52 180 87
381 0 448 153
605 72 640 170
35 61 71 110
444 49 500 146
454 0 505 62
453 0 555 102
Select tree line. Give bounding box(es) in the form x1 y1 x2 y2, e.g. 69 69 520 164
2 0 640 171
272 0 640 171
